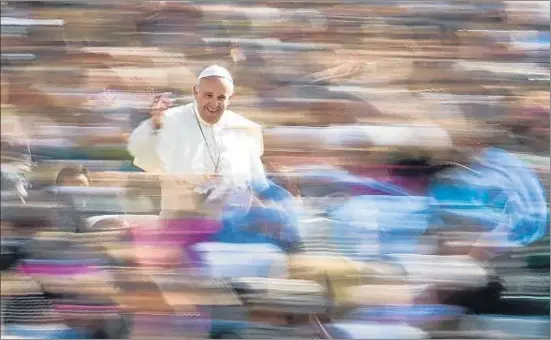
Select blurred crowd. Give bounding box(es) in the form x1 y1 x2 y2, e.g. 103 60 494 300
1 1 550 339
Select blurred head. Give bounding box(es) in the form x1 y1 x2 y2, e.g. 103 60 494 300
55 165 91 187
193 65 234 125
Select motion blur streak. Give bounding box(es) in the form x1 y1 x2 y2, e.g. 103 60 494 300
1 1 549 339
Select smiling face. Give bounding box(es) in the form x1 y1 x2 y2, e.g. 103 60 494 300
193 76 233 125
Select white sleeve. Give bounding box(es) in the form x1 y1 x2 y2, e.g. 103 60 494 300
155 110 181 174
127 119 162 172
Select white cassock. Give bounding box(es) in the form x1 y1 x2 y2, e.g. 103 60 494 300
127 101 268 213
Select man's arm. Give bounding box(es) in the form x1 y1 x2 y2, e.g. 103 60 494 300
127 94 172 173
156 107 191 174
127 119 163 173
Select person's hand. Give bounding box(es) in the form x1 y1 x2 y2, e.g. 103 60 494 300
151 93 172 130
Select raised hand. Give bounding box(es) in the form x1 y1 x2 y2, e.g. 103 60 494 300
150 93 173 130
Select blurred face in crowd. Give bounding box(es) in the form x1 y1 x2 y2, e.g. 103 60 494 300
193 76 233 125
59 174 90 187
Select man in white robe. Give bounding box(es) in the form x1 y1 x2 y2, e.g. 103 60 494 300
126 66 291 291
127 64 268 215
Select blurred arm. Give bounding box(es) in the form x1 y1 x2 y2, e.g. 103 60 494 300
127 118 162 172
154 110 182 174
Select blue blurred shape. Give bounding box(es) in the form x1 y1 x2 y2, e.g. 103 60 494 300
429 148 549 248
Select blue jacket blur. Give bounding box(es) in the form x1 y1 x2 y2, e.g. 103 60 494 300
429 147 548 247
210 180 302 252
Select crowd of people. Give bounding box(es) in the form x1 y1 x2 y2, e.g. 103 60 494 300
1 1 550 339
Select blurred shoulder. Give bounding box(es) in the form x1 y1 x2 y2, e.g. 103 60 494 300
223 110 264 156
164 103 195 122
223 109 263 134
